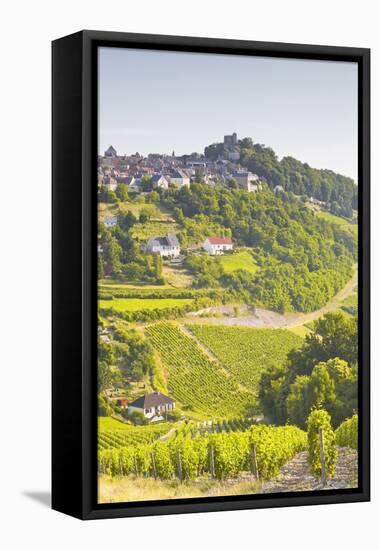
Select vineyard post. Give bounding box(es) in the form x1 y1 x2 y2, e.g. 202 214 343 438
177 451 183 481
134 455 138 476
151 451 157 479
251 445 259 480
209 444 215 479
319 428 327 486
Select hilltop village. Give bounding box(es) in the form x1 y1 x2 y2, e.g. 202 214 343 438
98 132 262 194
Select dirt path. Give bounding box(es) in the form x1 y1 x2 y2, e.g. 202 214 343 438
260 447 358 493
158 421 184 441
186 270 357 329
179 325 219 361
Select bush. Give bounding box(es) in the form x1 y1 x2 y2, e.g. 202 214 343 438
335 414 358 450
307 408 337 479
129 410 149 426
250 425 307 479
98 394 114 416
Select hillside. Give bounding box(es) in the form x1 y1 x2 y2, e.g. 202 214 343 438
204 137 357 218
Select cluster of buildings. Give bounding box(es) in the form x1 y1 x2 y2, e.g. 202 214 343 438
144 233 234 258
98 133 262 194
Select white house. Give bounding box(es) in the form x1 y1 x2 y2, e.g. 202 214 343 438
232 171 260 192
170 170 190 187
151 174 169 189
145 234 180 257
128 391 175 420
104 215 117 228
127 177 141 193
203 236 234 255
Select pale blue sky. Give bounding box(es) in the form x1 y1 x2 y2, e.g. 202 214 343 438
99 47 358 181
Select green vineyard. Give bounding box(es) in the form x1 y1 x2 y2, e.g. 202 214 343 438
98 418 172 450
187 325 302 396
145 323 252 418
98 424 307 481
335 414 358 450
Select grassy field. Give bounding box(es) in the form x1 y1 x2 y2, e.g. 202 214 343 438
219 250 258 275
162 265 193 288
98 200 180 240
145 323 251 418
131 220 180 241
288 325 313 338
99 280 169 291
338 289 358 316
98 475 260 503
98 297 194 312
188 325 301 398
316 210 358 237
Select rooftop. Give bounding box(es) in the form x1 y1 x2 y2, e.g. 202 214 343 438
207 236 233 245
129 391 174 409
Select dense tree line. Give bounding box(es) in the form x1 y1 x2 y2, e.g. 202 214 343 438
98 215 163 283
259 312 358 428
204 137 357 217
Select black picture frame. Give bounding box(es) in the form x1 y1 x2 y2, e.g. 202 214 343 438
52 30 370 520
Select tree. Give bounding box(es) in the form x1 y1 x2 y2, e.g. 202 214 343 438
284 358 356 429
115 183 129 202
98 252 105 279
118 211 137 232
139 206 154 224
98 360 114 393
140 175 153 192
287 313 358 378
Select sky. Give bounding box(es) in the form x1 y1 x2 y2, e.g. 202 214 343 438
99 47 358 181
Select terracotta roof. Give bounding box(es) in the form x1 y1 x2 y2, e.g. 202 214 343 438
207 236 233 245
129 392 174 409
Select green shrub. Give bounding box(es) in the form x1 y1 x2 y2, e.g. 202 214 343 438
250 425 307 479
335 414 358 450
307 408 337 478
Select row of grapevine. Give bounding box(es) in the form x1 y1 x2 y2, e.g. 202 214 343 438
145 323 251 417
307 409 337 479
335 414 358 450
98 425 307 481
98 422 171 450
188 324 302 396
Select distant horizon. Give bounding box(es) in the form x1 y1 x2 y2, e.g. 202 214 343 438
99 47 358 182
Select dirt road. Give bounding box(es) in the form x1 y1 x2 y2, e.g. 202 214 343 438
260 447 358 493
186 270 357 329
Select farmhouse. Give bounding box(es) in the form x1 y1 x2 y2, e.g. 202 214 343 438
146 233 181 257
203 236 234 255
128 391 175 420
104 215 117 228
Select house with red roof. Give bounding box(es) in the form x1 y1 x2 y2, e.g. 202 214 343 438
203 236 234 255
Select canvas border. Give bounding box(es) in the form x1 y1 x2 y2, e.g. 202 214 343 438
52 30 370 520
